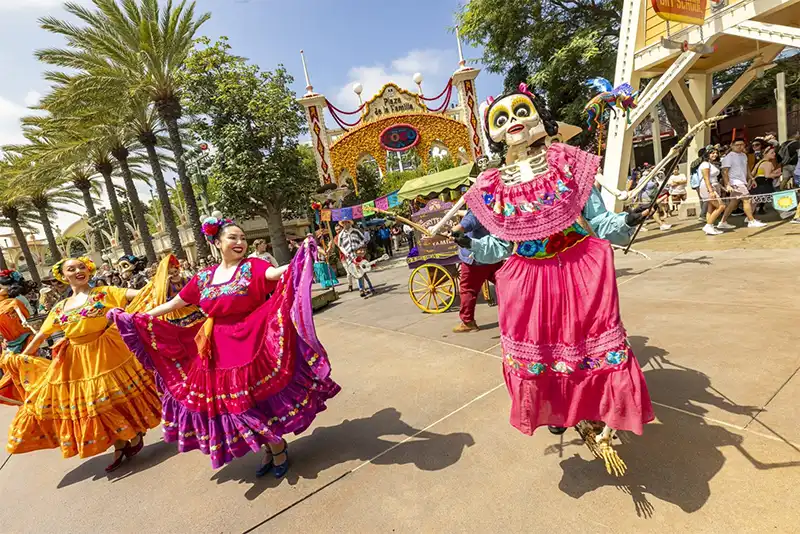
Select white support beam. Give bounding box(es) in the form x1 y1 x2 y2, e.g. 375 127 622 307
724 20 800 48
633 0 800 72
601 0 643 210
628 51 701 129
777 72 788 142
707 44 784 116
670 79 701 124
651 110 663 163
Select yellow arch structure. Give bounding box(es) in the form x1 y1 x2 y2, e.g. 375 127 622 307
330 112 472 190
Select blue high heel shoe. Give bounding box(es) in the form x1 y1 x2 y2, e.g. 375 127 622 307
272 440 289 479
255 449 273 478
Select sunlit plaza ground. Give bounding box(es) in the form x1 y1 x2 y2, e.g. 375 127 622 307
2 214 800 533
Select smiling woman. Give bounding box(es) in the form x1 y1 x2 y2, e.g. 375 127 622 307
2 255 185 473
111 216 341 477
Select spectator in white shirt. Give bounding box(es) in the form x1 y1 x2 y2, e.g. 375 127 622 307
698 148 726 235
249 239 280 266
718 138 766 229
667 167 688 210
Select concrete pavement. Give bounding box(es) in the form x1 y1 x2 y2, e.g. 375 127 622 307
1 231 799 533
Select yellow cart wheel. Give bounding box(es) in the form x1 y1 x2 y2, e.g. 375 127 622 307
408 263 456 314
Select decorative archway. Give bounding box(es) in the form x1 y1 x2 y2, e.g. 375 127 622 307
66 237 89 257
299 61 487 193
330 113 472 189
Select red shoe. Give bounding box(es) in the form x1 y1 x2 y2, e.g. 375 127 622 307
105 449 127 473
124 434 144 458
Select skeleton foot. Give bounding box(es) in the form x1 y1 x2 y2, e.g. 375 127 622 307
575 421 627 477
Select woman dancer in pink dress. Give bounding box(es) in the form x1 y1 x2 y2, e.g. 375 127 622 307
111 218 340 477
453 85 653 475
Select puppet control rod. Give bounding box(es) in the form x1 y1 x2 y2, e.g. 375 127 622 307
596 115 727 201
623 115 726 254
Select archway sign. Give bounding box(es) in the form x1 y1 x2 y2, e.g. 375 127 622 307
297 41 488 194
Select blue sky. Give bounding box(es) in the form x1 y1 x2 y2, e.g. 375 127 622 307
0 0 503 235
0 0 503 146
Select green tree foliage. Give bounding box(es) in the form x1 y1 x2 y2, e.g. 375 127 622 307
715 53 800 113
458 0 622 142
180 37 316 265
457 0 692 141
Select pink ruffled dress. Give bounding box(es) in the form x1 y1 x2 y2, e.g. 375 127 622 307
464 143 653 435
111 240 340 468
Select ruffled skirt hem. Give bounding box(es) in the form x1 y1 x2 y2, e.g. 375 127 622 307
503 346 654 435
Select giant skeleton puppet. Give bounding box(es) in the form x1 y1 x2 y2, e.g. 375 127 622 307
448 84 654 475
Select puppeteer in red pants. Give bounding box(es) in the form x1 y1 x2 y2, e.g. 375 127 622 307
456 261 503 332
453 210 502 333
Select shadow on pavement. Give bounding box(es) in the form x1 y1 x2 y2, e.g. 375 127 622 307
210 407 475 500
615 254 713 281
58 439 178 488
555 336 800 518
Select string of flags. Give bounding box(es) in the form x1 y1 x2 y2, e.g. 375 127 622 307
320 191 400 222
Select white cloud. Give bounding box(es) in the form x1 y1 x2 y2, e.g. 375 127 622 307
0 0 92 11
0 95 29 146
23 90 41 107
332 49 458 111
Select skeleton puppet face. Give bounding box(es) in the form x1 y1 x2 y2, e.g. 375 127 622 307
487 93 545 149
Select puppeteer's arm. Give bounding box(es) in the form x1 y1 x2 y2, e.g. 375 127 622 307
468 235 512 264
582 186 633 247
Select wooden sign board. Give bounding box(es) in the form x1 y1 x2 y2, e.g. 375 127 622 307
363 83 426 123
411 199 459 259
651 0 707 25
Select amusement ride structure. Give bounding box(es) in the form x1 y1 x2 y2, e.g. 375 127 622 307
602 0 800 208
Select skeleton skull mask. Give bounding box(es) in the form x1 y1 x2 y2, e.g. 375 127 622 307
486 92 545 149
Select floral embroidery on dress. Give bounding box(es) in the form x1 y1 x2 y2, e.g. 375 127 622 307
504 343 630 378
578 356 602 370
605 350 628 365
503 203 516 216
527 362 546 375
505 353 521 371
515 223 589 259
199 261 253 301
551 361 574 374
54 290 110 325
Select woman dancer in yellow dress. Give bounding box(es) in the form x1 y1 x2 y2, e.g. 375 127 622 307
0 270 37 405
5 256 183 473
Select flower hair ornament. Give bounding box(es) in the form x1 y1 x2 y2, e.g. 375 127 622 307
0 269 24 284
201 216 237 243
51 256 97 284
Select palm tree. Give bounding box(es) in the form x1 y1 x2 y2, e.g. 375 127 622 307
130 100 186 259
101 125 158 263
9 128 106 254
15 159 81 264
0 157 42 283
41 72 186 260
22 114 136 257
37 0 213 258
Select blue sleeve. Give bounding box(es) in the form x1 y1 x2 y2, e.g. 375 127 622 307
469 235 512 264
460 211 478 233
582 187 633 246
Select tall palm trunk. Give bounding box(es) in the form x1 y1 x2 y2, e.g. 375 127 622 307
112 147 157 263
4 211 40 283
74 180 103 252
33 201 62 263
96 162 134 256
0 242 8 270
156 99 211 258
140 135 185 259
